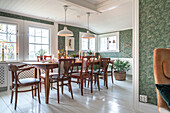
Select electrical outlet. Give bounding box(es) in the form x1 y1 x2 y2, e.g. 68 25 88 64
140 95 147 103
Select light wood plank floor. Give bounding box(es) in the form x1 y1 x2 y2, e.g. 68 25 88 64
0 75 142 113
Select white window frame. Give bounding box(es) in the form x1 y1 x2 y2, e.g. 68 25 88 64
98 32 119 52
79 32 96 52
0 21 19 62
28 26 51 60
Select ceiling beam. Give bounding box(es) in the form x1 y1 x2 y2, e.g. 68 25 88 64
59 0 99 12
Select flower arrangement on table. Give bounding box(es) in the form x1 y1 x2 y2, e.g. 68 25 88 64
58 48 65 58
87 50 92 55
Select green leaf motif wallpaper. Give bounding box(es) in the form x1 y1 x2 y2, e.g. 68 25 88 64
139 0 170 105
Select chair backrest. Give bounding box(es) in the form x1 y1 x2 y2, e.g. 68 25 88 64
37 55 52 62
58 59 75 78
153 48 170 110
99 58 110 73
37 55 53 72
81 56 95 76
8 64 34 85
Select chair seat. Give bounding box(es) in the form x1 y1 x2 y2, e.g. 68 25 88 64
40 73 58 78
13 78 39 85
50 74 69 80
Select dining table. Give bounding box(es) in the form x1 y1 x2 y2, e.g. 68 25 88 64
22 59 114 104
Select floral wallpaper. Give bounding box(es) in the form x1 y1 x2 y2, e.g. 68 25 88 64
99 29 132 58
139 0 170 105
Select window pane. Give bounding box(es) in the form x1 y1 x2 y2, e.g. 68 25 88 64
7 34 16 42
0 33 6 41
0 23 17 60
100 37 107 51
4 43 16 60
35 28 41 36
82 38 88 50
29 36 34 43
108 36 116 50
8 25 16 34
0 24 7 33
35 36 41 43
89 38 95 51
28 27 50 60
42 37 48 44
42 29 49 37
29 27 35 36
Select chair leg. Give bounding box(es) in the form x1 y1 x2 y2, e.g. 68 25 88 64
14 86 18 110
61 81 64 94
111 71 114 84
97 76 100 91
57 81 60 104
81 78 83 96
51 80 53 90
32 86 34 99
37 84 41 104
10 85 14 104
40 78 41 92
69 79 74 99
91 76 93 93
106 74 108 89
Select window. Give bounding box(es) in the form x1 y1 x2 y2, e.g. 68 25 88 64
0 23 17 60
28 27 50 60
99 32 119 52
79 32 95 51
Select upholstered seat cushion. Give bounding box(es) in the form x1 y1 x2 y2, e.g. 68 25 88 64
50 74 69 80
156 84 170 109
13 78 39 85
40 73 58 78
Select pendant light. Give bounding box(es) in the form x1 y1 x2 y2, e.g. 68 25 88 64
82 12 95 39
58 5 73 37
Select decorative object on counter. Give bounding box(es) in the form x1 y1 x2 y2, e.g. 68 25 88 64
57 5 73 37
98 55 101 60
65 37 74 51
36 49 47 61
113 60 130 81
82 12 95 39
0 41 10 62
87 50 92 56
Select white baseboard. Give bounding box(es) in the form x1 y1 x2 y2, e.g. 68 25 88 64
137 102 158 113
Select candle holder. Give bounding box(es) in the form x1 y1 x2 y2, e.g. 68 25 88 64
0 41 8 62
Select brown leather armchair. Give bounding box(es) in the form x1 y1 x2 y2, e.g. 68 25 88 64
154 48 170 113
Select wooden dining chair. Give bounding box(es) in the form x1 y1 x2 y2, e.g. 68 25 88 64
8 64 41 110
71 56 95 96
49 59 75 103
93 58 110 90
37 55 56 92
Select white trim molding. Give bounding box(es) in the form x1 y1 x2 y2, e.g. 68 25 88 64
132 0 158 113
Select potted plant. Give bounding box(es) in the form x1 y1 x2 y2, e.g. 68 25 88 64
87 50 92 56
36 49 47 60
112 59 130 81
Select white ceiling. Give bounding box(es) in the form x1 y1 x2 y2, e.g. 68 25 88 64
0 0 132 34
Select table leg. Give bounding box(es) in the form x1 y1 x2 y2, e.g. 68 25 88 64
45 69 50 104
34 68 37 96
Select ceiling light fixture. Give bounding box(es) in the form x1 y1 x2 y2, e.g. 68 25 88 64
82 12 95 39
57 5 73 37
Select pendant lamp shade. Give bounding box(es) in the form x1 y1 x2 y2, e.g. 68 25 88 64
82 31 95 39
57 5 73 37
82 12 95 39
58 26 73 36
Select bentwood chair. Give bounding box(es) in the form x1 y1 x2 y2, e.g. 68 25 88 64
49 59 75 103
71 56 95 96
8 64 41 110
93 58 110 90
37 55 56 92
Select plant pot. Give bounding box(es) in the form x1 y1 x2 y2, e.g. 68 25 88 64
39 56 43 60
114 71 126 81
